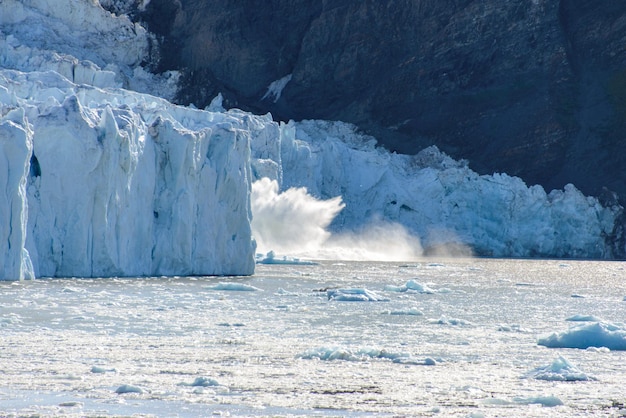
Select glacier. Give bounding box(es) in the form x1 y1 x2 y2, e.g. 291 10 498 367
1 70 255 278
0 0 623 279
249 119 619 259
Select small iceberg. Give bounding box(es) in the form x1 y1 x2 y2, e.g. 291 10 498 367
115 384 143 394
566 314 602 322
538 322 626 350
207 282 262 291
256 251 318 265
297 346 435 365
327 288 389 302
384 279 435 294
382 307 423 316
180 377 220 387
512 396 563 407
91 366 116 373
430 315 472 326
525 355 595 381
497 324 529 333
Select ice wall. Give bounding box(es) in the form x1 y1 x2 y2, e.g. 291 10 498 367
0 70 255 279
250 119 619 259
0 109 35 280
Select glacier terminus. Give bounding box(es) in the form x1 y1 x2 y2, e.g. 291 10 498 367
1 0 624 280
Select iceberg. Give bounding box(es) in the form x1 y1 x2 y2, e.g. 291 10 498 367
327 288 389 302
525 355 595 381
538 322 626 351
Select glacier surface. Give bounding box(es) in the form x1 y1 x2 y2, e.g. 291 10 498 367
0 0 623 279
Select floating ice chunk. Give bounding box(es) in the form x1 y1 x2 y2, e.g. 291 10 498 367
566 314 602 322
327 288 389 302
497 324 528 332
115 384 143 394
525 355 595 381
256 251 318 265
512 396 563 407
393 356 437 366
538 322 626 350
91 366 115 373
190 377 220 387
297 346 432 364
406 280 435 293
586 346 610 353
59 401 82 407
276 288 298 296
384 279 435 294
208 282 262 291
298 347 359 361
430 316 472 326
384 284 408 292
382 307 424 316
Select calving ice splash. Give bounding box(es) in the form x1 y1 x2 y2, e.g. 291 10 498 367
0 0 622 280
250 177 423 261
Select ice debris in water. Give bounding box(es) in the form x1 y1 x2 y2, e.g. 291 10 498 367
525 355 595 381
179 377 220 387
382 307 423 316
512 396 563 407
430 316 472 326
255 251 318 265
298 346 436 365
497 324 529 333
207 282 262 292
566 314 603 322
327 288 388 302
384 280 435 294
538 322 626 350
91 366 115 373
115 384 143 394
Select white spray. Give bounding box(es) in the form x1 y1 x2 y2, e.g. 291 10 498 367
251 178 423 261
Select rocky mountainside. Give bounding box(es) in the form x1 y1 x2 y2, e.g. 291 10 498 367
130 0 625 204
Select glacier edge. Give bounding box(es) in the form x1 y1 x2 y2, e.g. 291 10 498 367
1 69 256 279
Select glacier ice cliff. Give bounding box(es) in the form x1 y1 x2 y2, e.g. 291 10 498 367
1 70 255 279
0 0 256 279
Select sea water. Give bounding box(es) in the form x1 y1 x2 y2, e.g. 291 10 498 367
1 258 625 417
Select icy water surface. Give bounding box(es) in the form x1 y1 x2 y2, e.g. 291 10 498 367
1 259 625 417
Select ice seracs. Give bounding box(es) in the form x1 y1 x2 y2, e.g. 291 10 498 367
1 70 256 279
0 0 178 99
250 119 619 259
0 110 35 280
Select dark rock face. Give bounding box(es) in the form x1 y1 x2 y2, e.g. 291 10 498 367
137 0 626 203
